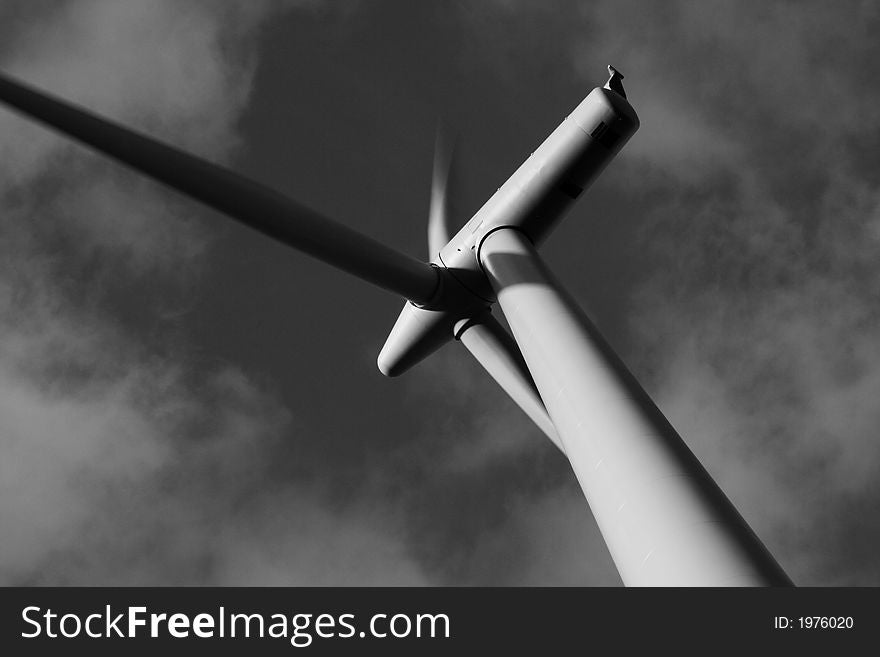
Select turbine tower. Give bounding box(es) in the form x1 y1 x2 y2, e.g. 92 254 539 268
0 65 792 586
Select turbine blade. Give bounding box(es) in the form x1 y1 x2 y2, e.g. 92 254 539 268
0 72 439 304
427 125 456 257
455 312 562 451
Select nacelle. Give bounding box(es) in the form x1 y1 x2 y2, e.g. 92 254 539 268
379 69 639 377
437 82 639 301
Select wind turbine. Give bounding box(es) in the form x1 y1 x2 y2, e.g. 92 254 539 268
0 65 792 586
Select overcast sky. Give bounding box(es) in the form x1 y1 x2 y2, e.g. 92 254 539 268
1 0 878 586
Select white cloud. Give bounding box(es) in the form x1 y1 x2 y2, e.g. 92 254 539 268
630 159 880 585
0 0 431 586
0 0 271 266
456 0 880 584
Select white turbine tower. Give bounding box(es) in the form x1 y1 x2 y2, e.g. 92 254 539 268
0 65 792 586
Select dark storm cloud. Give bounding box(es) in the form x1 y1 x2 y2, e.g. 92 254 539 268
0 0 429 585
439 0 880 585
2 0 604 587
547 0 880 584
4 0 877 588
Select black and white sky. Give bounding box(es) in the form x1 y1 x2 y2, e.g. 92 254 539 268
1 0 879 586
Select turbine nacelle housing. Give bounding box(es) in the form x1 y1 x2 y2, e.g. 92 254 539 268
378 81 639 377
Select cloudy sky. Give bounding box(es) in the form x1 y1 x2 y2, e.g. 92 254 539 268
1 0 878 586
